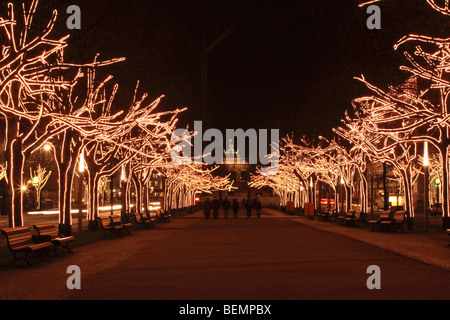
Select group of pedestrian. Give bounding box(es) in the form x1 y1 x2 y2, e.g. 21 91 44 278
202 197 262 219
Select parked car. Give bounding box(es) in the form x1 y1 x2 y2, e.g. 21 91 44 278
430 203 442 216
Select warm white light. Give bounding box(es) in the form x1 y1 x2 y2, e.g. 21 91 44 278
121 166 126 181
79 150 85 172
423 141 429 166
43 144 51 151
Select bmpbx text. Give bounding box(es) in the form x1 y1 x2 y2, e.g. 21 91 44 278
179 304 271 317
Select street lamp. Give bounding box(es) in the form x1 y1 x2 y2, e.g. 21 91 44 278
32 176 39 210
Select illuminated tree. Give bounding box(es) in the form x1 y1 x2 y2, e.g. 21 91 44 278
29 164 51 210
335 95 420 219
0 0 70 226
0 163 6 181
250 138 310 209
163 163 232 211
0 1 123 231
349 36 450 227
250 161 304 208
426 0 450 15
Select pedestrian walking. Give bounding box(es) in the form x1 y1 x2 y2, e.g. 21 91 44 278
255 198 262 218
203 198 211 219
232 198 239 218
222 197 231 218
245 198 252 218
212 196 220 219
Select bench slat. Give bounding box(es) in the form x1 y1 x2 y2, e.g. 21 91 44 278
1 226 54 266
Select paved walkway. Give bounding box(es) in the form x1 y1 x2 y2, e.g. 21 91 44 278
264 209 450 271
0 208 448 300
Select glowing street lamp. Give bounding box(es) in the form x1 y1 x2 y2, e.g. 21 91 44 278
32 176 39 187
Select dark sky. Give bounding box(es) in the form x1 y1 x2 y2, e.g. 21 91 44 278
29 0 450 139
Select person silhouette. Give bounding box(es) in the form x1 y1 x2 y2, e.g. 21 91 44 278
203 198 211 219
212 196 220 219
245 198 252 218
255 198 262 218
232 198 239 218
222 197 231 218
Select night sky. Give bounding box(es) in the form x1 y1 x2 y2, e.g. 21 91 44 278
29 0 450 139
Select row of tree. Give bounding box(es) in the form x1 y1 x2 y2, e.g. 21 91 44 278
251 0 450 229
0 1 231 234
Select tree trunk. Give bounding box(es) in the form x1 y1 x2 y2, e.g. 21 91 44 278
87 172 100 229
57 160 76 236
54 130 81 237
143 183 149 215
383 163 389 211
8 137 24 227
441 145 450 229
346 184 352 211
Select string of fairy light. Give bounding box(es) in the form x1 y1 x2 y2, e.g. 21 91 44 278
250 0 450 227
0 0 232 229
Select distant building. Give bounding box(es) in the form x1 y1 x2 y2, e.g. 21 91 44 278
208 140 272 199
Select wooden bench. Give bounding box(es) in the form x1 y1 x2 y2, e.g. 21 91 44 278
340 210 355 225
156 209 171 222
318 208 332 221
1 226 53 267
346 210 362 226
379 210 407 232
141 211 157 225
129 212 155 229
98 215 132 236
392 211 407 232
337 210 347 224
369 210 391 231
33 224 75 256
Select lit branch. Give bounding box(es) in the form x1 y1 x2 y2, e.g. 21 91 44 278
29 164 51 210
0 163 6 181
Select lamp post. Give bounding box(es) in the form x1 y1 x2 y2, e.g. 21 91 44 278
424 141 429 231
32 176 39 210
